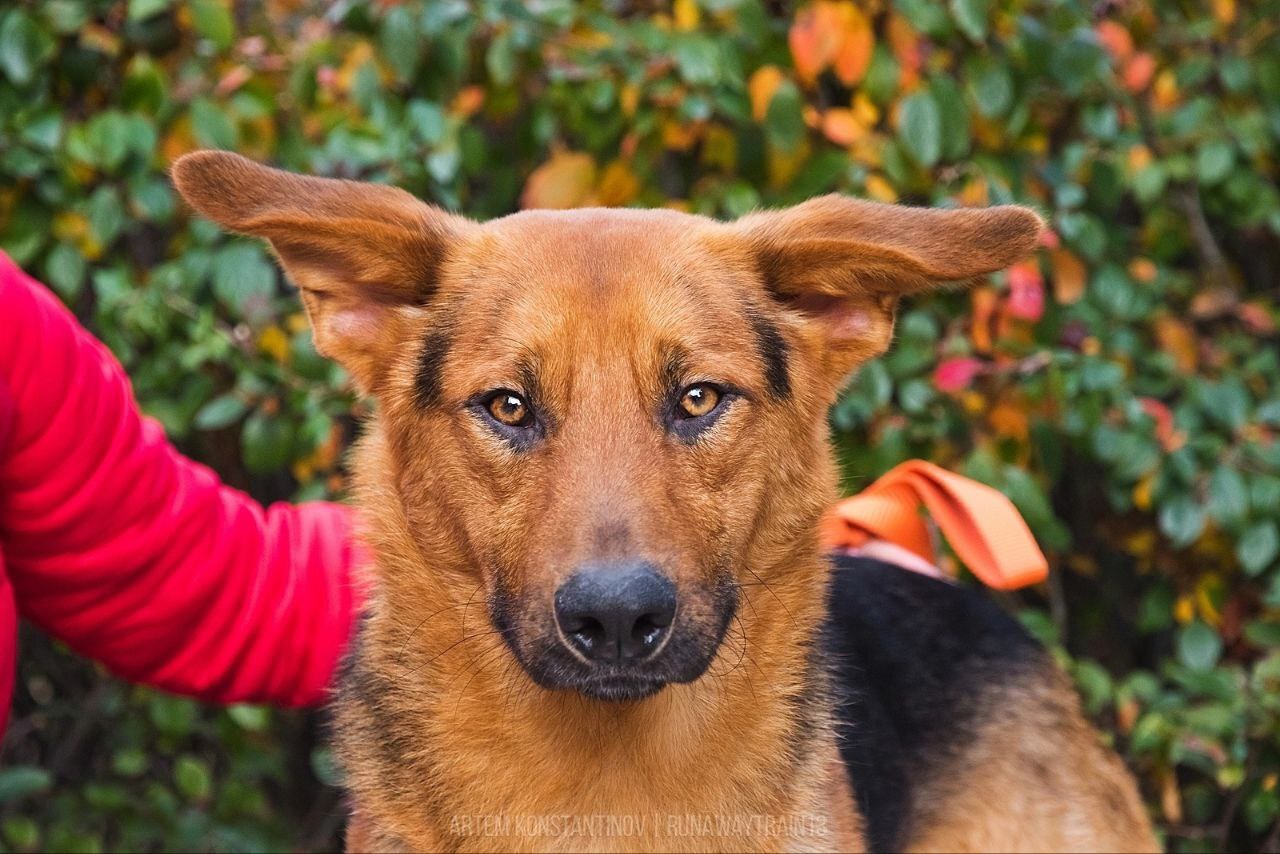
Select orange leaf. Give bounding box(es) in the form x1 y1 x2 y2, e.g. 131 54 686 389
1128 257 1157 283
833 5 874 86
1122 53 1156 93
1153 314 1198 373
748 65 785 122
450 85 486 118
1094 20 1133 64
970 286 999 354
887 14 922 88
1051 248 1087 304
789 3 843 84
821 108 864 145
521 151 597 210
989 400 1029 441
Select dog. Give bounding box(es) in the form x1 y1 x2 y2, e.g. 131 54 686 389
172 151 1158 853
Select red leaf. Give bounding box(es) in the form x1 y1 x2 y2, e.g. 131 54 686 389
933 357 983 393
1007 261 1045 322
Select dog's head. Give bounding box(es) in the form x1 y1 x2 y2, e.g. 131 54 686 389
174 152 1040 702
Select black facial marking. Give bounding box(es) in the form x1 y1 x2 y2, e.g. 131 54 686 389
660 345 690 401
413 327 451 408
746 309 791 399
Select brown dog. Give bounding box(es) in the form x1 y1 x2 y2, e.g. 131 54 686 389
173 151 1157 853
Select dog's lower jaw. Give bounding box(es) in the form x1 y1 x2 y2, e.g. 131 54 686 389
333 569 863 853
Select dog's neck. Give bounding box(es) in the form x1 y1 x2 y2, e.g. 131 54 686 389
335 428 862 852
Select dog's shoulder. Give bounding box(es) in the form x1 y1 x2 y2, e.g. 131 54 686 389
822 554 1047 852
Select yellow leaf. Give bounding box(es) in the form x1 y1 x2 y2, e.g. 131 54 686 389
700 125 738 172
1051 248 1087 304
258 325 290 363
958 177 989 207
748 65 785 122
1133 475 1154 511
521 150 598 210
767 138 811 188
620 83 641 118
863 173 897 203
661 120 703 151
852 92 879 126
1213 0 1236 26
1174 595 1195 625
1152 70 1179 111
595 160 641 207
673 0 700 31
1195 574 1224 627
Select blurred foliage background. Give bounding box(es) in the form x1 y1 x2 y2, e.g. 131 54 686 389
0 0 1278 850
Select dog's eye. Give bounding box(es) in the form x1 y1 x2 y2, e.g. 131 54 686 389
485 391 534 428
676 384 722 419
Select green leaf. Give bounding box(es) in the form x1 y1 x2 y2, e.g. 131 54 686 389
194 394 248 430
1159 493 1206 549
0 767 51 803
898 90 942 167
211 242 275 319
174 756 212 803
127 0 172 22
949 0 988 42
2 816 38 851
1178 621 1223 673
242 409 294 473
149 695 197 736
764 80 805 153
969 59 1013 118
227 704 271 732
189 0 234 50
1238 521 1280 576
0 9 55 87
44 243 86 300
1207 466 1248 528
381 5 421 83
1197 141 1234 186
190 97 238 150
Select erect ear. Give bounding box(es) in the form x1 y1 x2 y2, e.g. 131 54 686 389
733 194 1043 384
171 150 474 393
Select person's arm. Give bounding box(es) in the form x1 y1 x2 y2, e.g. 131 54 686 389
0 252 365 706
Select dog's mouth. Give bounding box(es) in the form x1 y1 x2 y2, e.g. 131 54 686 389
574 673 670 703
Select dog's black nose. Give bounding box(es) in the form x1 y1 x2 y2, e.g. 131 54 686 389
554 561 677 664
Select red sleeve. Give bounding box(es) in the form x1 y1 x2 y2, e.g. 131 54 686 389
0 252 366 707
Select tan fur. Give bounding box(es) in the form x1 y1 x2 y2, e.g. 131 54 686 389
171 151 1154 853
906 668 1158 853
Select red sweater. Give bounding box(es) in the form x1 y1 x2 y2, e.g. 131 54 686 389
0 252 364 732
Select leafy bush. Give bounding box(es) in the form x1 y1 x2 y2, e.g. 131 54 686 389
1 0 1278 849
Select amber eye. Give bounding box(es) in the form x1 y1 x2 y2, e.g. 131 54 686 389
486 391 533 427
677 383 721 419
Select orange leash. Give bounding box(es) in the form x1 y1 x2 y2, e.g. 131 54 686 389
821 460 1049 590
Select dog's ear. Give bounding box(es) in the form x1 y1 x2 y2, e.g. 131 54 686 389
733 195 1043 384
171 150 473 392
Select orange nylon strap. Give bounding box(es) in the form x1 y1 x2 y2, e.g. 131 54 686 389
820 460 1049 590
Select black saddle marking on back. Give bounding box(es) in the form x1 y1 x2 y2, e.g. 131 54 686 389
823 555 1046 852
